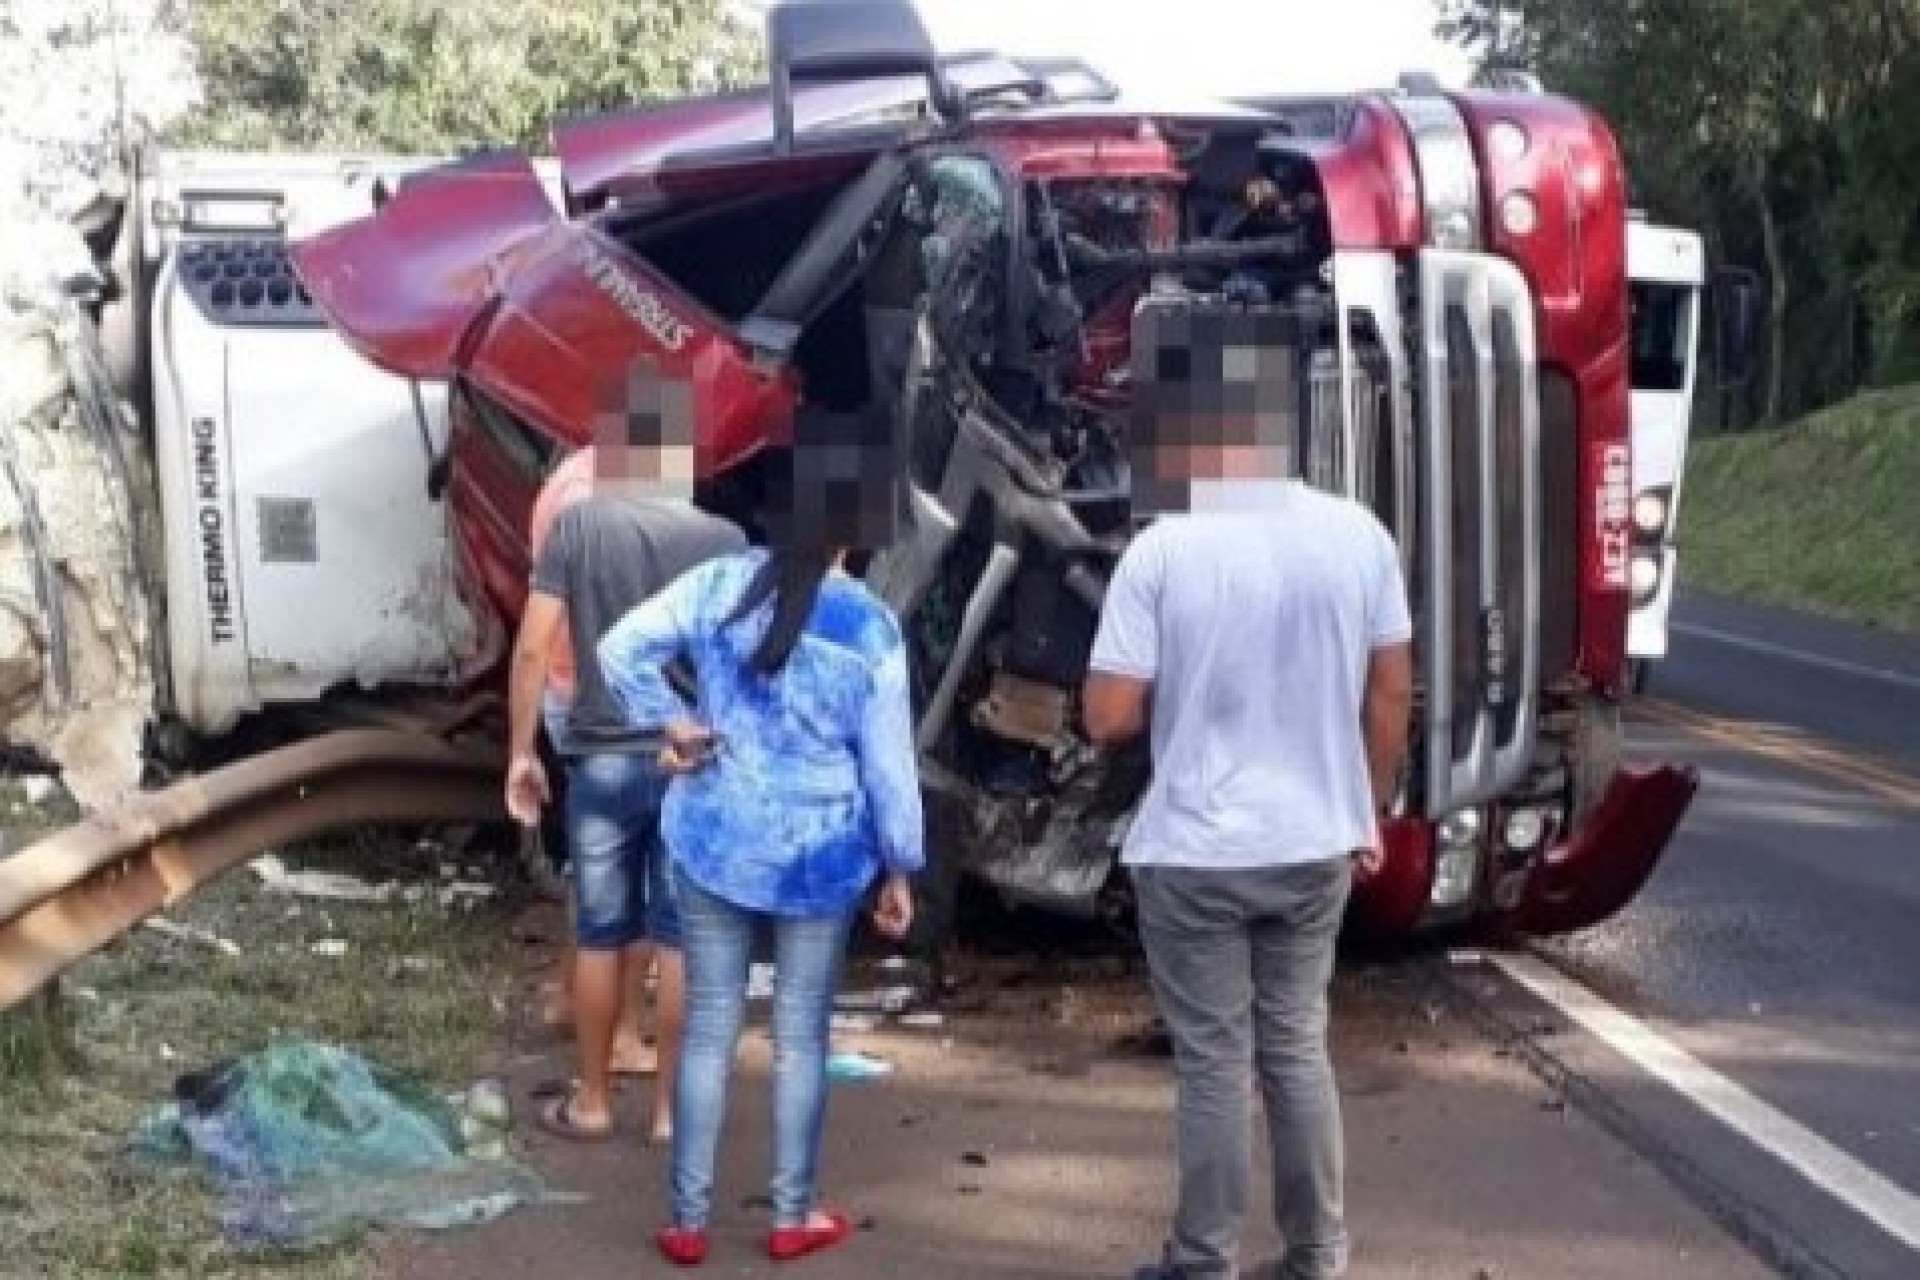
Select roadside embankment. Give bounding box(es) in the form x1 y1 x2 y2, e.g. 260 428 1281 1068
1683 386 1920 635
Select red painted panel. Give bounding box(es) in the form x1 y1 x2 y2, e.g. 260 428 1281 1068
1453 91 1633 689
458 223 797 476
1315 98 1425 251
1346 819 1435 939
288 151 559 380
1511 764 1699 934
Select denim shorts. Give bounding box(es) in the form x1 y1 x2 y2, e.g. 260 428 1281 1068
563 750 681 950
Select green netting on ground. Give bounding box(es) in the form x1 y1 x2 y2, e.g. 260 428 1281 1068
130 1038 565 1249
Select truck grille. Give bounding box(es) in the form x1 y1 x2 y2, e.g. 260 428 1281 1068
1127 262 1543 821
1412 251 1542 813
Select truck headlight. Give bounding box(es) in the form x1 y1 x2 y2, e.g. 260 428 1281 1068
1632 490 1669 536
1430 845 1479 908
1502 806 1549 852
1499 191 1539 237
1487 119 1530 161
1439 807 1483 847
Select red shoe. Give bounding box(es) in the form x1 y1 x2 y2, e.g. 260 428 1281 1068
767 1209 851 1261
655 1225 708 1266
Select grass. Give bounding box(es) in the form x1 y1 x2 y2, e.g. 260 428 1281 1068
0 818 525 1280
1681 385 1920 634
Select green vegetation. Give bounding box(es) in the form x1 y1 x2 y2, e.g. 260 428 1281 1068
174 0 766 153
0 831 524 1280
1681 386 1920 633
1438 0 1920 427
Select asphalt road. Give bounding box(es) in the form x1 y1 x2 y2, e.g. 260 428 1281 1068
392 937 1771 1280
1485 589 1920 1280
385 585 1919 1280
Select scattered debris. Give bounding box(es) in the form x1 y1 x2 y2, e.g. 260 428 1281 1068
310 938 350 958
128 1039 562 1249
0 213 159 811
825 1050 893 1082
835 985 919 1014
252 853 397 903
141 916 241 957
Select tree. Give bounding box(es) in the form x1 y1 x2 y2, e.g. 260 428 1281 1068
173 0 767 154
0 0 200 217
1435 0 1920 426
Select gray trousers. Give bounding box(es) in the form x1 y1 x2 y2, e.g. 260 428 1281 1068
1133 857 1354 1280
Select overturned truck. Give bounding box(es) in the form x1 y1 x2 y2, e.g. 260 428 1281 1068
22 3 1755 959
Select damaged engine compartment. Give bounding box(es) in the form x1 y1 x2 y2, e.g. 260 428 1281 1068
601 118 1380 927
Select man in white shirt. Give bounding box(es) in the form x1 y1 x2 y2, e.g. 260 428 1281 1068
1083 312 1414 1280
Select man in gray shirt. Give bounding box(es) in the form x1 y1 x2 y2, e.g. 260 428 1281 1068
1084 312 1414 1280
506 438 745 1147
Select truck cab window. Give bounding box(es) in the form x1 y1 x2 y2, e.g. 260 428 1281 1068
458 383 560 481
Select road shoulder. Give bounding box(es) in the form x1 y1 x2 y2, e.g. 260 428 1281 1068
387 931 1772 1279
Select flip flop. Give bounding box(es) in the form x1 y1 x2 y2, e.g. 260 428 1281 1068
534 1089 614 1143
531 1075 633 1102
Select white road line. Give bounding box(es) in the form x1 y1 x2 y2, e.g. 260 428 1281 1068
1487 950 1920 1255
1673 621 1920 692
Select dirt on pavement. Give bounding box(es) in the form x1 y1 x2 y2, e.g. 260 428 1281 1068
384 904 1770 1280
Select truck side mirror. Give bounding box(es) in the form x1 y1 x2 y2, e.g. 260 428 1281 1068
1710 265 1761 389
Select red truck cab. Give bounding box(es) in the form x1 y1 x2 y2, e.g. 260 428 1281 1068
292 4 1699 942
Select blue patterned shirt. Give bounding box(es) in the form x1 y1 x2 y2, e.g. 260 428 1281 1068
596 549 926 917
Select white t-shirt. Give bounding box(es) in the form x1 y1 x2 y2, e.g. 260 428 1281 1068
1088 481 1413 868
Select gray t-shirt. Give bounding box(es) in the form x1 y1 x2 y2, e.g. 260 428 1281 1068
1088 481 1413 868
531 495 746 755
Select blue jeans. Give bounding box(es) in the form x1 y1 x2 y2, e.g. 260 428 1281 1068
565 751 679 950
670 869 854 1229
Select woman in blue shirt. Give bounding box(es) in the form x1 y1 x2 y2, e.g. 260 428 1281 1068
598 538 924 1267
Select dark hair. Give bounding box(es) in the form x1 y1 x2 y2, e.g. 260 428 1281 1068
723 545 838 676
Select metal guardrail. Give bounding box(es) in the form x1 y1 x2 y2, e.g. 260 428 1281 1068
0 728 507 1012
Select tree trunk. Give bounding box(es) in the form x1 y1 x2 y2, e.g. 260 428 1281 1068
1755 180 1790 425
